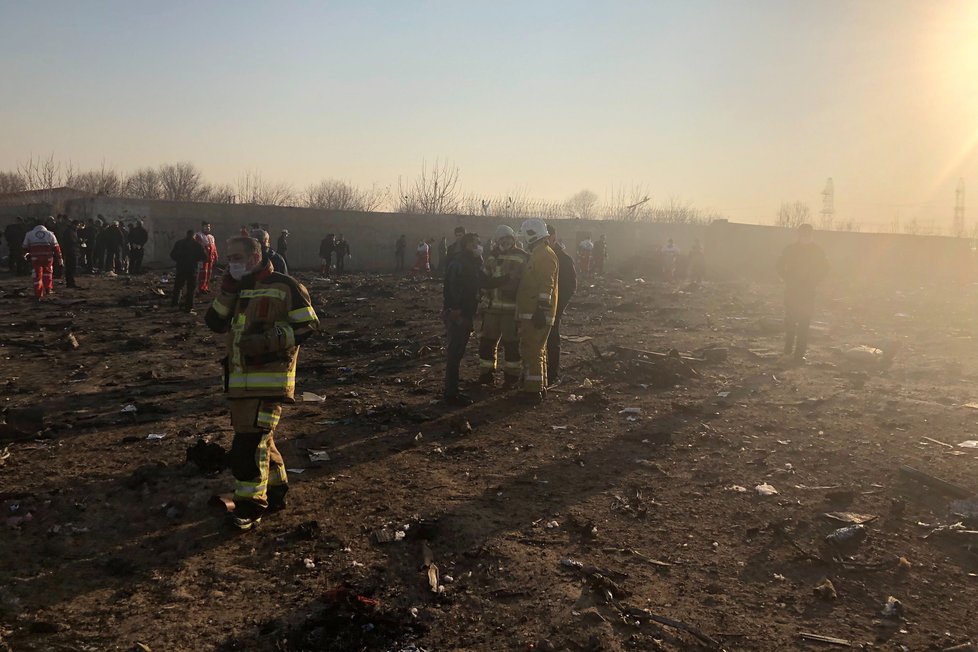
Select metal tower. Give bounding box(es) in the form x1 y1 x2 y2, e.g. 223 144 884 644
954 178 965 237
820 178 835 230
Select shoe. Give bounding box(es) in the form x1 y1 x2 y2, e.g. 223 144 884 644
228 512 262 531
267 489 288 512
444 393 474 406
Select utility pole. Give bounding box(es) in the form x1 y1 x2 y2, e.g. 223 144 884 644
954 178 965 237
820 178 834 230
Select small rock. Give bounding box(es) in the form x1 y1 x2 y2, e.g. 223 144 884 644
813 578 837 600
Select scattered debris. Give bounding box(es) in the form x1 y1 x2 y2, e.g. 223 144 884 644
756 483 779 496
145 433 166 441
813 578 838 601
823 512 878 525
899 464 973 499
301 392 327 403
121 404 137 413
881 596 903 618
308 449 331 463
825 524 867 547
799 632 854 647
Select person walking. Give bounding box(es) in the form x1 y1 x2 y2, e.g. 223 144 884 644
334 235 350 274
204 235 320 530
546 224 577 385
516 219 558 403
170 230 207 312
22 219 63 301
319 234 335 276
477 225 528 389
777 224 829 364
395 235 407 271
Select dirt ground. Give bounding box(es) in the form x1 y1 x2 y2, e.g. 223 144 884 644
1 263 978 652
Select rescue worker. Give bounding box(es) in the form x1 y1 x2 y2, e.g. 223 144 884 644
577 236 593 277
334 235 350 274
443 232 508 406
777 223 829 364
251 229 288 275
593 235 607 275
516 218 559 403
170 230 207 312
395 234 406 271
477 225 528 389
4 218 28 275
277 230 289 265
319 234 335 276
546 224 578 385
195 221 218 293
205 235 320 530
410 238 431 278
128 219 149 274
22 218 63 301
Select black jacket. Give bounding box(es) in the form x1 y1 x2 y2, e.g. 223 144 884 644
129 225 149 247
277 235 288 255
443 252 507 319
320 238 335 258
59 226 80 254
170 237 207 274
554 246 577 314
265 248 289 275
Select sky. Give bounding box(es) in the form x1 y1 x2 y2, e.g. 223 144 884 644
2 0 978 229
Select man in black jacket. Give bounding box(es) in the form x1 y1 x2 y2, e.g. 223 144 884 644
170 230 207 311
251 229 288 275
59 218 81 288
277 230 289 265
546 224 578 385
334 235 350 274
320 233 335 276
776 223 829 363
128 220 149 274
442 233 510 406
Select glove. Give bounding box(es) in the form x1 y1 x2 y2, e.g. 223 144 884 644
532 308 546 329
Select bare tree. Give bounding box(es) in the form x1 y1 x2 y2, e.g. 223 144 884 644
17 153 75 191
775 201 811 228
304 179 388 211
233 170 296 206
122 167 164 200
565 189 598 219
74 162 123 196
604 184 652 221
0 171 26 194
204 183 236 204
399 159 462 214
158 162 208 202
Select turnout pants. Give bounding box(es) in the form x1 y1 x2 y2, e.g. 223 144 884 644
444 315 473 397
228 398 288 518
197 260 214 292
30 258 54 298
546 308 565 382
784 289 815 359
479 311 521 381
519 320 552 392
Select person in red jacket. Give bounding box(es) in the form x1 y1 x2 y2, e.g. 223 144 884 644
195 221 218 293
22 219 63 301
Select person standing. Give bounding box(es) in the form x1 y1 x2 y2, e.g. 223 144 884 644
410 238 431 278
777 224 829 364
319 234 335 276
128 219 149 274
577 236 593 278
689 239 706 285
205 236 320 530
277 230 289 265
250 229 288 275
195 221 218 293
477 225 527 389
78 219 95 271
436 236 449 276
445 226 465 269
102 221 126 274
395 234 407 271
59 219 81 288
5 217 28 275
546 224 577 385
593 235 607 275
170 230 207 312
334 235 350 274
516 219 559 403
93 216 108 272
662 239 680 281
22 219 63 301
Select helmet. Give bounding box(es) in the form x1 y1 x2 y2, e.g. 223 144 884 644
519 218 549 246
494 225 515 241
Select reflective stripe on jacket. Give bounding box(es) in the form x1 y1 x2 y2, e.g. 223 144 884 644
483 246 528 314
515 242 558 325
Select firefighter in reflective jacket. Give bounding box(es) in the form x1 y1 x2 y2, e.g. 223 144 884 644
205 235 320 530
478 225 528 388
23 219 63 301
515 218 558 402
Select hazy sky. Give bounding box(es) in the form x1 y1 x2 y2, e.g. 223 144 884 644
2 0 977 228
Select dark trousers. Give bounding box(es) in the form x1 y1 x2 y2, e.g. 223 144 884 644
395 252 405 271
784 290 815 359
444 315 473 397
93 245 105 271
546 308 566 382
336 256 346 274
172 269 196 311
79 245 90 270
63 252 77 287
130 246 144 274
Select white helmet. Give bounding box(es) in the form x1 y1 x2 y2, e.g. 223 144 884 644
519 218 548 246
494 224 515 241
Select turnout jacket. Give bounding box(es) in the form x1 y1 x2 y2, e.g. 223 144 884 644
205 261 320 402
482 245 528 314
516 242 559 325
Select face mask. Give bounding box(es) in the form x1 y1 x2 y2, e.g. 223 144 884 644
229 263 249 280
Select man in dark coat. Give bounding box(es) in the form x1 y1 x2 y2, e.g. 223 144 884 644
4 217 28 275
170 230 207 311
128 220 149 274
776 223 829 364
59 218 81 288
251 229 288 275
545 224 578 385
277 230 289 265
334 235 350 274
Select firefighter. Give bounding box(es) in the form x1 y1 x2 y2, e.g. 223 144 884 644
22 218 63 301
477 225 528 389
516 218 558 403
546 224 578 385
128 219 149 274
205 235 320 530
777 223 829 364
195 221 218 293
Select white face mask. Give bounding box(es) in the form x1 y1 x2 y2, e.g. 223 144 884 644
229 262 249 280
